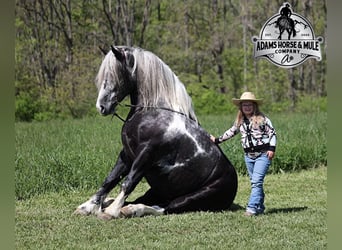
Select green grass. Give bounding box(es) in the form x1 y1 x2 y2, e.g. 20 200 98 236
15 113 327 248
201 112 327 173
15 112 327 200
15 167 327 249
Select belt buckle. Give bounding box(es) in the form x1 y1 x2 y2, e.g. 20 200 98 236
247 151 261 158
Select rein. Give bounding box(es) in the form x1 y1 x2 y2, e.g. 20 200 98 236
111 102 127 122
111 102 191 123
111 112 127 122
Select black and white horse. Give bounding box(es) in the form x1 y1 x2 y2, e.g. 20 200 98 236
75 46 238 219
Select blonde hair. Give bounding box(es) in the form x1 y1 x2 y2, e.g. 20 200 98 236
95 47 197 122
234 102 265 128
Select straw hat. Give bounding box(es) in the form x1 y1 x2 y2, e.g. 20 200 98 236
232 92 263 106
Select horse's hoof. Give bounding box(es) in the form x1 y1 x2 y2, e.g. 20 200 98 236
73 208 90 216
120 206 135 218
97 212 114 221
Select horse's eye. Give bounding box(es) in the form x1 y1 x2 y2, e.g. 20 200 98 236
103 81 108 89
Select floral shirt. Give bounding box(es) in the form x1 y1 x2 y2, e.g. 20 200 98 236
217 116 276 152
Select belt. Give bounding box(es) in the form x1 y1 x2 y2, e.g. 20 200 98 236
244 143 270 153
246 151 266 159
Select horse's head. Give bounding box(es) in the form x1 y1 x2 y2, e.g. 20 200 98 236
95 46 136 115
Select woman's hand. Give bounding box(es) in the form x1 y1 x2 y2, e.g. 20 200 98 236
267 150 275 160
210 135 216 143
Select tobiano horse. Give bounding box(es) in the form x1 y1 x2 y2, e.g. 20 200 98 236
74 46 238 219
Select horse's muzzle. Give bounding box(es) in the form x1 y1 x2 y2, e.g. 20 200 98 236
98 101 118 116
99 105 107 115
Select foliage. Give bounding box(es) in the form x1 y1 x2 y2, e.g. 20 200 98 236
15 0 327 121
187 83 232 115
15 112 327 200
15 91 40 122
296 95 327 113
15 167 327 249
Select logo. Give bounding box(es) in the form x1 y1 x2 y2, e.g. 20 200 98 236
252 2 324 68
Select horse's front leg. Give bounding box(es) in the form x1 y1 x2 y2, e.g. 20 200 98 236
98 146 152 219
74 150 130 216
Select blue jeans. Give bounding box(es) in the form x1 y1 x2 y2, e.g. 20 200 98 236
244 153 271 214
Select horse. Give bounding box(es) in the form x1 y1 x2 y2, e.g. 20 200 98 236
276 16 296 40
74 46 238 219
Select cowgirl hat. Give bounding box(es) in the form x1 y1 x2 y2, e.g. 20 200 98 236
232 92 263 106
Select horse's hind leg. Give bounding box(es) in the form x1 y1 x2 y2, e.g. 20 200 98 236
129 188 166 206
98 186 163 219
165 178 237 214
98 187 165 219
120 204 165 217
287 29 291 40
117 188 166 217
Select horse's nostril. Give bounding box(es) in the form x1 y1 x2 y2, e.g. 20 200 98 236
100 105 106 114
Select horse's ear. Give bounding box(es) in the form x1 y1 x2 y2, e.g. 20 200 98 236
111 45 125 63
99 46 107 56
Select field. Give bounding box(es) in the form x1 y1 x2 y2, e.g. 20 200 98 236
15 113 327 249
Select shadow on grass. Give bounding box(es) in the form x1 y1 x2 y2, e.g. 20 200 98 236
229 204 308 214
229 203 245 211
266 206 308 214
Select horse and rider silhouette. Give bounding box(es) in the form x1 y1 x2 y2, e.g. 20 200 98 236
275 3 296 40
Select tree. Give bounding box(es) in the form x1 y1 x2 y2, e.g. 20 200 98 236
15 0 327 121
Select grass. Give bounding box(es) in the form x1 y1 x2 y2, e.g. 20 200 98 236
15 167 327 249
15 112 327 200
15 112 327 248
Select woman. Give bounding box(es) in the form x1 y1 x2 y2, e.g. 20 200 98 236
210 92 277 216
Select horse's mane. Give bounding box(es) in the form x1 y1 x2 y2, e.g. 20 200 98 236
96 47 197 122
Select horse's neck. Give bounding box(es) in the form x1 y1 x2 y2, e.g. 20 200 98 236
126 92 140 120
129 91 139 106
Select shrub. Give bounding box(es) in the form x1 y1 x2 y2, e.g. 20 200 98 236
15 91 40 122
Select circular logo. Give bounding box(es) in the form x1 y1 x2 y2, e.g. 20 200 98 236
252 3 323 68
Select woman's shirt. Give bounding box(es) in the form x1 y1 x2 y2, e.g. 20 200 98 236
217 115 276 152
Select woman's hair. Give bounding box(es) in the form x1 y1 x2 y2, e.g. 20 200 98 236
234 102 265 127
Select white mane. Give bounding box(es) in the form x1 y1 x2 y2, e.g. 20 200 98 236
96 47 197 122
